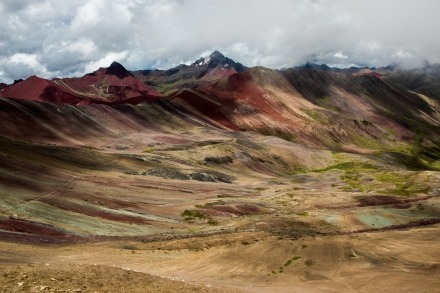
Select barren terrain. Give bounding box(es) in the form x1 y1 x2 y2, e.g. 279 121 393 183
1 55 440 292
1 120 439 292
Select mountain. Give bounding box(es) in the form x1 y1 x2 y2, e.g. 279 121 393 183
191 50 247 72
385 63 440 100
1 51 440 293
2 51 440 152
132 50 247 94
0 62 162 105
166 65 440 153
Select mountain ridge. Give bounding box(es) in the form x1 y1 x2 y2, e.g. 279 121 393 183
132 50 247 94
0 61 162 105
1 50 440 153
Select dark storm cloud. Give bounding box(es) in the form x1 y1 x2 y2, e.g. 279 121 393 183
1 0 439 83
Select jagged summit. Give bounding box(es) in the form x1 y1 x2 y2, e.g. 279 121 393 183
204 50 227 64
210 50 225 59
192 50 247 72
133 50 248 94
105 61 133 79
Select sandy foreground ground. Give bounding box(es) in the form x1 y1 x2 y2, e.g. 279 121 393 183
1 225 439 293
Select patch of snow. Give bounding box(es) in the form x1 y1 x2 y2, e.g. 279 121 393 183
202 56 211 65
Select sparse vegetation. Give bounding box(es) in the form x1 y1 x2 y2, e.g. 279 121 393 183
302 108 328 123
313 161 378 173
195 200 225 208
254 187 268 191
282 256 302 269
361 119 373 126
349 130 384 150
207 219 219 226
315 96 341 112
297 212 309 217
142 147 154 153
181 209 206 221
386 150 440 171
375 172 430 196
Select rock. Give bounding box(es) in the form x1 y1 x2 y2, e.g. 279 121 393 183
204 156 233 164
123 170 140 175
144 168 190 180
190 172 218 182
233 151 252 162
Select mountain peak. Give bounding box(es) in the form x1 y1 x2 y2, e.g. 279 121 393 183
209 50 226 60
105 61 133 79
192 50 246 72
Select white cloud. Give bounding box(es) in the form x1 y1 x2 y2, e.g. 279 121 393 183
9 53 40 68
83 51 129 74
70 1 103 30
1 53 54 81
0 0 440 83
393 49 413 59
334 51 348 59
67 39 99 57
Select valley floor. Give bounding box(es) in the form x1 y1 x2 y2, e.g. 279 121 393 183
1 225 439 293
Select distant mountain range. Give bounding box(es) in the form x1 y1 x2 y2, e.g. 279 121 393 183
1 51 440 153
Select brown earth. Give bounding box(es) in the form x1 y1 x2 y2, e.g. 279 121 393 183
1 122 439 292
1 263 237 293
1 226 439 293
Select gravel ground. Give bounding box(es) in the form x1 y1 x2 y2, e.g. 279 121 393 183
0 264 238 293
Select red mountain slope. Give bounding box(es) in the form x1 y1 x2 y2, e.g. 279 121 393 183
0 62 162 105
169 66 440 149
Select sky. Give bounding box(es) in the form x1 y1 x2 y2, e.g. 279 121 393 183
1 0 439 83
